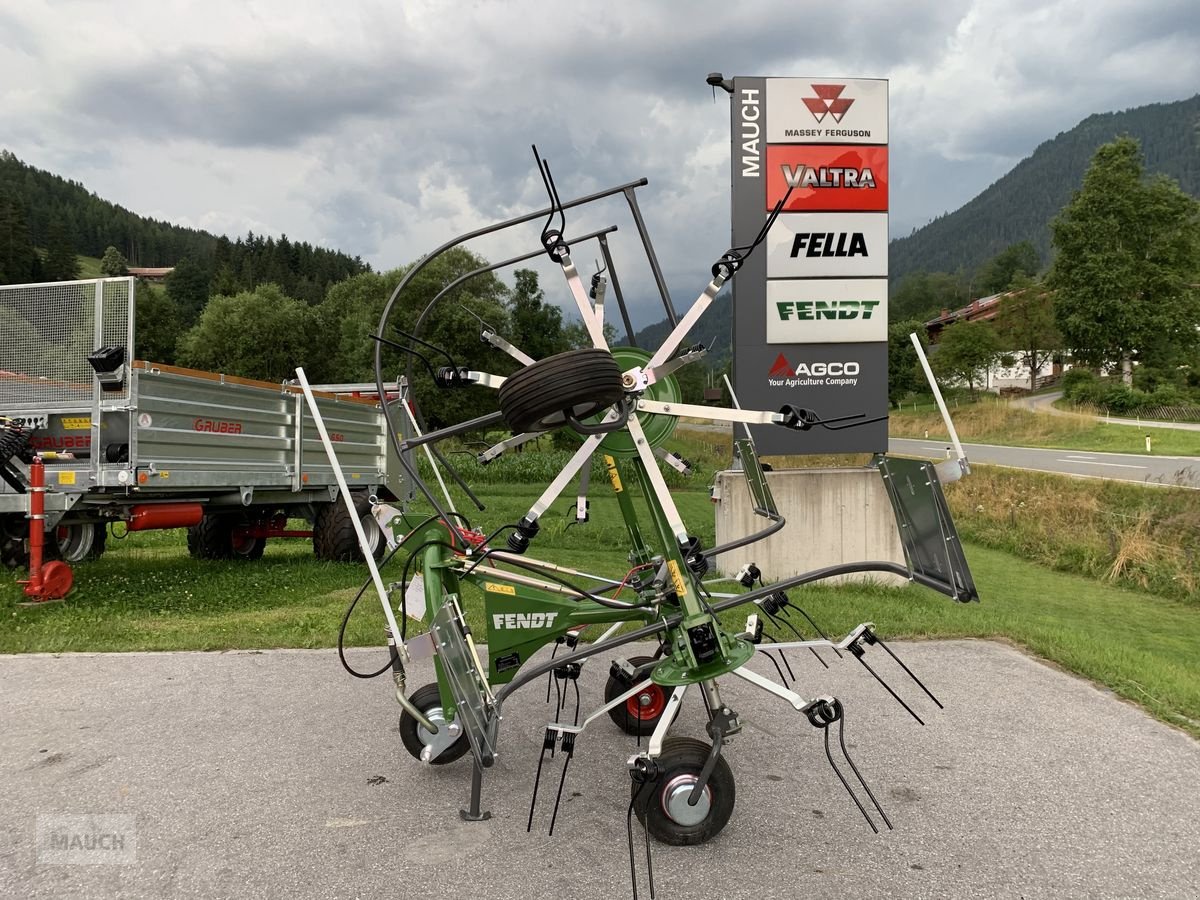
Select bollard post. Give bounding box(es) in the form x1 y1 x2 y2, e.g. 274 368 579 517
1146 435 1152 453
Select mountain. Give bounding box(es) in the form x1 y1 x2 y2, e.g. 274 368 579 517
889 94 1200 282
631 290 732 366
0 150 368 301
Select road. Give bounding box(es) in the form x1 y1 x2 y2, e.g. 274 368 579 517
1011 390 1200 432
3 643 1199 899
888 437 1200 488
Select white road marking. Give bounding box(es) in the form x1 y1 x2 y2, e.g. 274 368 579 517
1057 459 1147 469
1064 455 1096 460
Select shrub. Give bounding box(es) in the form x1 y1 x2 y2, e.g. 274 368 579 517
1061 367 1097 401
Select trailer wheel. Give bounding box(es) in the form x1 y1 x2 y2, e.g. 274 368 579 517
497 348 625 434
187 514 265 560
313 493 385 562
633 737 735 846
605 656 669 736
51 523 107 563
0 514 26 569
399 683 469 765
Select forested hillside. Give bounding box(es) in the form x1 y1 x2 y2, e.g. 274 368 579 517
890 94 1200 281
0 151 368 300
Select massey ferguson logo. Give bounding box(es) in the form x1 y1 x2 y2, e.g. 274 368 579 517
775 300 881 321
789 232 868 258
768 354 860 388
492 612 559 630
781 164 876 190
804 84 854 123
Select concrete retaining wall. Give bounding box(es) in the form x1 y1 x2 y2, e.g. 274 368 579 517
712 467 907 586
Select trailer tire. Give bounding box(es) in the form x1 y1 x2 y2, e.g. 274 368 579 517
1 514 26 569
632 737 735 846
313 493 385 563
497 348 625 434
187 514 265 561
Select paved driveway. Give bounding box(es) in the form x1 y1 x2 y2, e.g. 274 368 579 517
3 641 1198 899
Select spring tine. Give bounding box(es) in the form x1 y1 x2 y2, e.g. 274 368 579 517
627 785 644 900
548 741 575 836
546 643 560 703
775 647 799 679
837 712 892 830
823 726 878 834
852 649 925 726
781 606 843 659
757 648 788 685
572 679 582 727
874 635 944 709
527 737 552 832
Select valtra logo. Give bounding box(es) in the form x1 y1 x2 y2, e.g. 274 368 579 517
803 84 854 124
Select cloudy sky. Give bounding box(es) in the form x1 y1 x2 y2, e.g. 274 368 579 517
2 0 1197 328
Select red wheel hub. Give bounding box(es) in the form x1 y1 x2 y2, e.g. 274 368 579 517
626 683 666 721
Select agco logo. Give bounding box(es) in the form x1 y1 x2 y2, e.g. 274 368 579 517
803 84 854 123
775 300 881 321
768 354 860 388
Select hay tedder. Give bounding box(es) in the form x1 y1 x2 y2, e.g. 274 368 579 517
298 150 977 897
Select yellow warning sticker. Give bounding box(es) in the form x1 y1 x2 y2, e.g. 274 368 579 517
61 417 91 430
484 582 516 595
57 471 76 485
604 455 623 493
667 559 688 598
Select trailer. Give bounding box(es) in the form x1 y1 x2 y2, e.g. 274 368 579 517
0 277 410 599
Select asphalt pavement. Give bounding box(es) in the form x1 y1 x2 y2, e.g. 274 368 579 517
888 437 1200 488
3 641 1199 899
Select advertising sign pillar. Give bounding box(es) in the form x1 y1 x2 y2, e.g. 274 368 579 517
728 76 889 454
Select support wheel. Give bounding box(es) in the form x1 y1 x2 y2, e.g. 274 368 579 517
313 493 385 562
497 348 625 433
633 737 735 846
399 683 469 765
605 656 668 735
51 522 107 563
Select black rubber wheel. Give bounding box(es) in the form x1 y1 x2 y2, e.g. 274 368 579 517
1 514 27 569
498 348 624 433
633 737 736 846
187 514 265 560
313 493 385 562
605 656 669 736
399 683 470 765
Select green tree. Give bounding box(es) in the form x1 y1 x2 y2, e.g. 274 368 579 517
176 284 326 382
888 319 927 406
930 320 1000 399
0 198 38 284
99 245 129 277
1049 137 1200 384
44 219 80 281
977 241 1040 296
992 274 1062 391
507 269 567 360
889 271 965 322
135 284 181 364
165 256 211 326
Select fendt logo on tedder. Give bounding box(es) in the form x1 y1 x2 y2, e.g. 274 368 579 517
768 354 861 388
775 300 881 321
492 612 560 630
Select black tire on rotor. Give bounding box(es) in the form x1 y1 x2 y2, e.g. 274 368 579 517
605 655 669 736
399 682 470 765
187 513 265 561
497 348 625 434
313 492 385 563
633 736 736 846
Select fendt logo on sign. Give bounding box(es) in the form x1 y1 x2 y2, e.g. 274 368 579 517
766 212 888 278
766 77 888 144
766 279 888 344
804 84 853 123
765 146 888 212
768 353 862 388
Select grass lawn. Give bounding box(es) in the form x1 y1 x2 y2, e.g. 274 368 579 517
3 482 1198 739
890 397 1200 456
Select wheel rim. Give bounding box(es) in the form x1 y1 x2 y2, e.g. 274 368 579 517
232 532 259 556
660 774 712 826
626 683 666 721
361 513 382 555
54 524 95 563
417 706 448 747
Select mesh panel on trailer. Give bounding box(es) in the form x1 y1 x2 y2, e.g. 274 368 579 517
0 278 133 411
